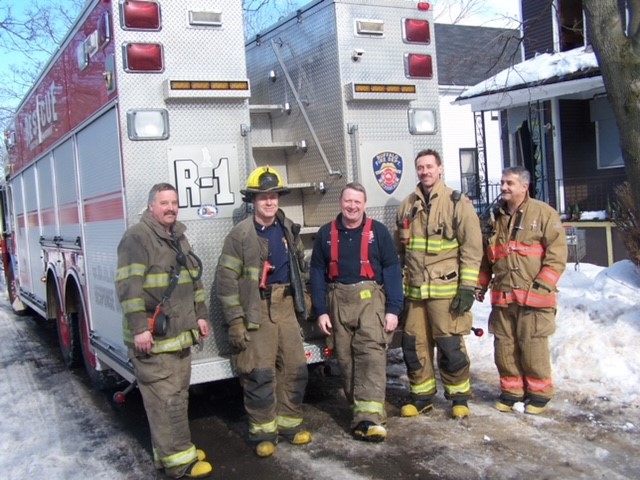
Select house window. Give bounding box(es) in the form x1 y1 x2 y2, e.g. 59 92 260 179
590 97 623 169
558 0 585 51
459 148 479 199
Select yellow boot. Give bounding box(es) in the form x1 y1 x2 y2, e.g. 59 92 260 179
400 399 433 417
282 430 312 445
255 441 277 458
451 401 470 419
184 460 212 478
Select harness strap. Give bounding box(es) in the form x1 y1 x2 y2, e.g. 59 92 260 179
328 218 375 281
359 218 375 279
329 220 340 280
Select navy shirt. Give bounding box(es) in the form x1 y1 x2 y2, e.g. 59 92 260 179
310 214 403 317
255 218 289 285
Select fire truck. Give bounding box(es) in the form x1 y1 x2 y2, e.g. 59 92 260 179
1 0 441 389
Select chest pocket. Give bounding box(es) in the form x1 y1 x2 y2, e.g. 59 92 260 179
517 218 544 245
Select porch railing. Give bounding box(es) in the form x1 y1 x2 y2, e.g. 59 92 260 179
467 176 624 217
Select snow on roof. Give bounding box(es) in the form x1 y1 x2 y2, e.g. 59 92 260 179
457 45 600 101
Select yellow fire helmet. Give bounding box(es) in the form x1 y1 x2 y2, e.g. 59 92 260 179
241 165 290 201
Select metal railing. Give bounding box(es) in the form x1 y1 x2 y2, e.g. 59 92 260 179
556 176 624 215
466 175 624 216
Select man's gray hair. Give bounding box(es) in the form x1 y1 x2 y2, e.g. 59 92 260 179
340 182 367 201
148 183 177 205
502 166 531 185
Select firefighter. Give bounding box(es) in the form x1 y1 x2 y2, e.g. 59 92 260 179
396 149 483 419
477 166 567 414
215 166 311 457
310 182 403 442
116 183 212 479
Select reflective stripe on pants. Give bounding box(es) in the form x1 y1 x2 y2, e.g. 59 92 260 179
235 286 308 434
130 348 196 477
328 281 389 427
490 303 555 401
402 298 472 401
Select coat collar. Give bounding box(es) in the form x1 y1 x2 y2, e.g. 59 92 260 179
141 209 186 240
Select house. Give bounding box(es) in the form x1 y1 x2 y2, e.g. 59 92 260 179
435 23 521 205
454 0 628 266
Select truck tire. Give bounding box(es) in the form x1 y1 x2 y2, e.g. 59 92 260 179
77 300 120 390
55 296 82 368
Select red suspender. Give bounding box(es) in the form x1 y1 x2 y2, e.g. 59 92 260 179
328 220 340 280
359 218 375 279
328 218 375 280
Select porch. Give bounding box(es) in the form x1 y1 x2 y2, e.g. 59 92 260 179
468 176 627 267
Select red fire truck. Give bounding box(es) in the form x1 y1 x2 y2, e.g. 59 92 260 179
1 0 440 389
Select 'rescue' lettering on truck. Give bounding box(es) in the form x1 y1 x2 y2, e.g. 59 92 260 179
24 82 59 149
0 0 441 391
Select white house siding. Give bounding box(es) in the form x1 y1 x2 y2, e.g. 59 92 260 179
439 87 504 193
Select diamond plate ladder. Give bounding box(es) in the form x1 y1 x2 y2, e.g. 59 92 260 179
242 39 343 233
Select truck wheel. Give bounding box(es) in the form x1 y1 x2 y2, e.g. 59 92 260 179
56 297 82 368
77 300 120 390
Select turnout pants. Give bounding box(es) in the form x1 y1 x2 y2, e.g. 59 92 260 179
234 285 308 440
328 281 390 427
490 303 555 402
402 298 472 402
130 348 197 478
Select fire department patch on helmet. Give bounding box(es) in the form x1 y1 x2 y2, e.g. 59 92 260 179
373 151 403 194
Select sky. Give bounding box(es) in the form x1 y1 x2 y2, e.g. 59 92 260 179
0 0 521 84
429 0 520 28
1 259 639 478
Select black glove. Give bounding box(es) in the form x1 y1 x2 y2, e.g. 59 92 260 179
451 287 475 316
532 277 553 293
228 318 249 352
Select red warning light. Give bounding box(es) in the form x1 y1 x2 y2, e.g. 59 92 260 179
122 0 161 30
124 43 164 72
405 18 430 44
405 53 433 78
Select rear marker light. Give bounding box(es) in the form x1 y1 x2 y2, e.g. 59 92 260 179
404 18 430 44
418 2 431 11
123 43 164 72
405 53 433 78
120 0 161 30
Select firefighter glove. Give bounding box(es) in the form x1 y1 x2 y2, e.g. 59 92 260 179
451 286 475 316
228 318 249 352
532 277 553 293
